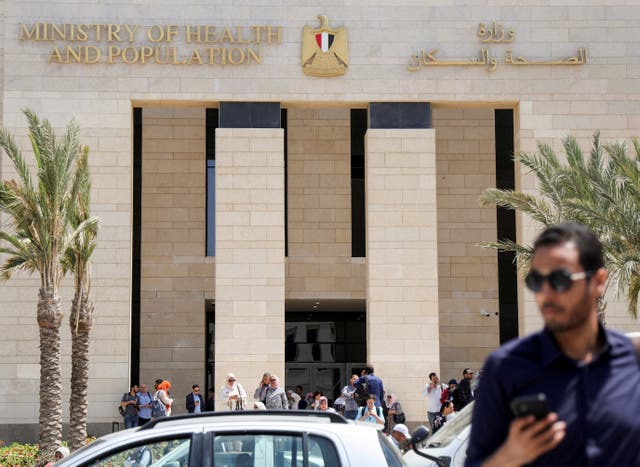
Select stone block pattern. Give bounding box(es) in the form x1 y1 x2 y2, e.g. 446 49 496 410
140 107 210 414
366 128 438 423
286 108 365 299
215 128 285 411
433 108 500 383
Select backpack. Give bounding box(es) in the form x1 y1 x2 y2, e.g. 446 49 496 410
353 376 369 406
151 391 167 418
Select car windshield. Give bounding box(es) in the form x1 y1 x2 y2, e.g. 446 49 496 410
426 401 473 448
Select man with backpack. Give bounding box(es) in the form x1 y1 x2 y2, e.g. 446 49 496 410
356 365 385 408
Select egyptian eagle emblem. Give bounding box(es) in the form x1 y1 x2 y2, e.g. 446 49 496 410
302 15 348 77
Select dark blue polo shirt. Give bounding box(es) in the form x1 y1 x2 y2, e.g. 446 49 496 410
357 374 385 407
466 326 640 467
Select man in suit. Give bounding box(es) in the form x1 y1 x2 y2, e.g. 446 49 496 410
186 384 205 414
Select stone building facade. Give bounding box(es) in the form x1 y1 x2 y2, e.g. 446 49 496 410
0 0 638 440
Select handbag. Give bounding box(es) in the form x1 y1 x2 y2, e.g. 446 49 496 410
152 391 168 418
393 412 406 424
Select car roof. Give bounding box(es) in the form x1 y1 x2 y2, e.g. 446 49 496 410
60 411 391 465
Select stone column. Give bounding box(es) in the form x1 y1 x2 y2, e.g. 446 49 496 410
365 103 439 422
215 119 285 411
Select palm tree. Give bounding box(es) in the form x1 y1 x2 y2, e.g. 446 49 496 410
480 133 640 318
0 109 88 464
64 146 99 451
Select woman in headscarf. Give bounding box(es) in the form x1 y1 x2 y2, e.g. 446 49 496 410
385 393 404 435
264 375 288 410
154 379 174 416
44 446 70 466
221 373 247 410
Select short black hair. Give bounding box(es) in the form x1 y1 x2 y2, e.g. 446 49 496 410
155 379 163 385
365 365 375 374
533 222 604 272
192 384 200 390
428 372 436 380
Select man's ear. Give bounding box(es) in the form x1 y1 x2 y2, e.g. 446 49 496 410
592 267 608 297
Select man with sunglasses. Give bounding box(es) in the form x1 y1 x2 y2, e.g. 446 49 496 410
466 222 640 467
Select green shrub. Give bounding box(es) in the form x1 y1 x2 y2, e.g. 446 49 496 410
0 441 40 466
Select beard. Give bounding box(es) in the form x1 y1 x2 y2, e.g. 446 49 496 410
542 288 592 333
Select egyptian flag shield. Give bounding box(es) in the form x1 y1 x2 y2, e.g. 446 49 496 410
315 32 335 52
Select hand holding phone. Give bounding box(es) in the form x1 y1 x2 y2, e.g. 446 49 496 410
510 393 550 420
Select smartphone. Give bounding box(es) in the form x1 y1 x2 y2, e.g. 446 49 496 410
509 393 550 420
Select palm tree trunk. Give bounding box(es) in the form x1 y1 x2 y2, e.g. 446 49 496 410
69 286 93 451
36 287 63 466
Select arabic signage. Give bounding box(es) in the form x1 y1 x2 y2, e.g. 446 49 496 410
408 22 587 72
19 23 283 65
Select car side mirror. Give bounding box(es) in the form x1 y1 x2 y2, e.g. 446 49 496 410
410 425 451 467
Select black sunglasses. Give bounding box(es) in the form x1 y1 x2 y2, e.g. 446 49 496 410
525 269 592 293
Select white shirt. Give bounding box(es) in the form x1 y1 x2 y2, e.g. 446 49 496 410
422 382 445 412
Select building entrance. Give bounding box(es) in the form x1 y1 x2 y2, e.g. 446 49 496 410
285 310 366 405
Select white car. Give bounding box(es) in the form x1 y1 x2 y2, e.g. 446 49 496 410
404 402 473 467
56 410 406 467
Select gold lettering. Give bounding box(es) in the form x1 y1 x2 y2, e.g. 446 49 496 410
208 47 222 64
205 26 217 43
147 25 164 42
66 45 81 62
108 24 122 42
84 46 101 63
108 46 121 63
20 23 41 40
251 26 264 44
220 27 235 43
51 24 67 41
166 25 179 42
48 46 64 62
227 47 245 64
121 46 139 63
93 24 104 41
266 26 281 44
172 47 183 64
76 24 88 41
247 47 261 64
236 26 250 44
140 46 153 64
185 25 200 43
187 48 203 64
124 24 139 42
154 46 171 64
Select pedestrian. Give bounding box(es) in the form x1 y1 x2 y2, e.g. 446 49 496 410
441 379 457 404
186 384 204 414
286 389 301 410
422 372 446 431
390 424 411 453
253 372 271 404
357 394 384 425
205 388 215 412
136 383 153 425
154 379 174 417
357 365 385 407
317 396 336 413
120 384 139 429
385 393 404 435
466 222 640 466
264 375 288 410
432 400 455 434
253 401 267 410
454 368 474 411
44 446 70 466
341 374 359 419
295 385 307 409
221 373 247 410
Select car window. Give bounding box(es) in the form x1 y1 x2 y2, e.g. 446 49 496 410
426 401 473 448
87 437 191 467
377 431 404 467
213 433 341 467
